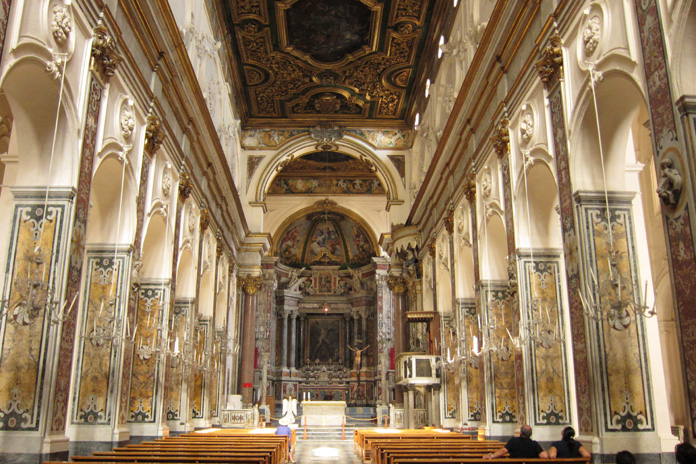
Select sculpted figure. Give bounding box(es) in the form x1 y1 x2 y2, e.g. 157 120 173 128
656 158 682 208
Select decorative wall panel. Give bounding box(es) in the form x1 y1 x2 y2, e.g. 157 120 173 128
166 299 191 421
577 194 654 432
0 196 70 431
459 299 480 422
71 251 128 425
128 285 167 423
483 284 516 423
519 253 570 425
191 319 208 419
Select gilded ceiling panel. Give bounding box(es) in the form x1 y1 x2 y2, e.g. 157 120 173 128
220 0 442 128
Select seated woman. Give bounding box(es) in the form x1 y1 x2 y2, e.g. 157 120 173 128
549 426 591 458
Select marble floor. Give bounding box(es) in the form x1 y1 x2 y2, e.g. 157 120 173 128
293 439 362 463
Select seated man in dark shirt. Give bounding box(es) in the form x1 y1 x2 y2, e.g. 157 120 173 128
484 424 549 459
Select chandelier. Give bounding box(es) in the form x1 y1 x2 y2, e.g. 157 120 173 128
576 64 656 331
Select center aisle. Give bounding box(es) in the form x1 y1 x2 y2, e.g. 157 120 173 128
293 439 361 463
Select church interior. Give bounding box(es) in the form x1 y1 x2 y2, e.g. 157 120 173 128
0 0 694 462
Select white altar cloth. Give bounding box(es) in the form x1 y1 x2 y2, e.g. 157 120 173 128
301 401 346 426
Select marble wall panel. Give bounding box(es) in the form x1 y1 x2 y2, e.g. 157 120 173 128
519 255 571 425
191 319 208 419
71 251 128 425
483 284 517 423
0 200 68 431
128 285 166 422
578 199 654 432
166 300 189 420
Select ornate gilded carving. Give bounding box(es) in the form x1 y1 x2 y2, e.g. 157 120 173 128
387 275 408 294
216 242 223 259
144 111 165 154
178 172 193 201
91 24 123 82
444 208 454 234
491 117 510 158
199 208 210 234
225 0 435 127
239 276 263 295
535 35 563 89
464 172 476 202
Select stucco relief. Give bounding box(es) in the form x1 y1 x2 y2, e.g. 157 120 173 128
519 106 534 145
583 16 601 57
51 4 72 46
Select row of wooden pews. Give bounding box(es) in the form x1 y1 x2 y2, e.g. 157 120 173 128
355 429 591 464
45 429 290 464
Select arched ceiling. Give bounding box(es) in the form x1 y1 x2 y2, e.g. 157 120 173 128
267 151 386 194
273 209 378 268
216 0 453 129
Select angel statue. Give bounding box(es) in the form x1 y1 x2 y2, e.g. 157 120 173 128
287 267 307 292
280 395 298 425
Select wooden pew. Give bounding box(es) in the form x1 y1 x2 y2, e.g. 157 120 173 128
389 458 590 464
354 429 476 462
371 441 503 464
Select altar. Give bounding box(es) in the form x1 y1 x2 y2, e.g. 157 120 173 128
301 401 346 426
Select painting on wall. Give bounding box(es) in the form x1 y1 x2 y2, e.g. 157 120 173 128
274 210 376 269
306 316 343 364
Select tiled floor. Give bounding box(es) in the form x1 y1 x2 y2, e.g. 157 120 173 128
293 439 362 463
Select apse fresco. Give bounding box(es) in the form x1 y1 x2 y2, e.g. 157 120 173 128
275 211 376 268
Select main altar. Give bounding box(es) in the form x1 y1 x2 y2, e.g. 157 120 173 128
301 401 347 426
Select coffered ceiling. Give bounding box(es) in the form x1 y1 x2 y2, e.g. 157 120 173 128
216 0 451 129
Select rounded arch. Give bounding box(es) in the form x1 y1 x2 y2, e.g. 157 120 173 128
86 154 137 245
479 210 506 280
672 2 696 97
254 134 401 204
141 212 171 280
569 69 647 191
0 56 80 188
198 271 214 318
514 159 561 249
176 248 196 298
270 203 380 269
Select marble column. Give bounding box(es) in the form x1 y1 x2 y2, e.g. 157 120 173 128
387 275 408 405
280 311 289 369
299 314 306 368
48 24 123 450
289 311 298 370
238 276 262 406
352 310 360 346
344 313 352 368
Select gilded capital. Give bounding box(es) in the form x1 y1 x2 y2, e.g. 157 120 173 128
387 276 408 294
444 209 455 234
535 35 564 90
200 208 210 234
145 111 165 154
216 242 224 259
491 117 510 159
178 172 193 200
428 241 436 257
464 172 476 203
239 276 263 295
91 24 122 82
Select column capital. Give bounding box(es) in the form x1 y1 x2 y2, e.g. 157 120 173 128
444 207 455 235
144 111 165 155
463 172 476 203
239 275 263 295
387 276 408 294
535 34 564 90
491 117 510 159
91 24 122 83
178 171 193 200
199 208 210 234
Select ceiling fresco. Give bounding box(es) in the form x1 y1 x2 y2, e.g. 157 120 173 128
274 210 378 268
268 151 386 194
219 0 446 128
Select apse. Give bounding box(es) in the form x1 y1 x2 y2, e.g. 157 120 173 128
273 210 377 268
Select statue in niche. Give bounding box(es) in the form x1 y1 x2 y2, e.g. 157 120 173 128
287 267 307 292
350 269 362 293
348 344 369 370
656 158 683 208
